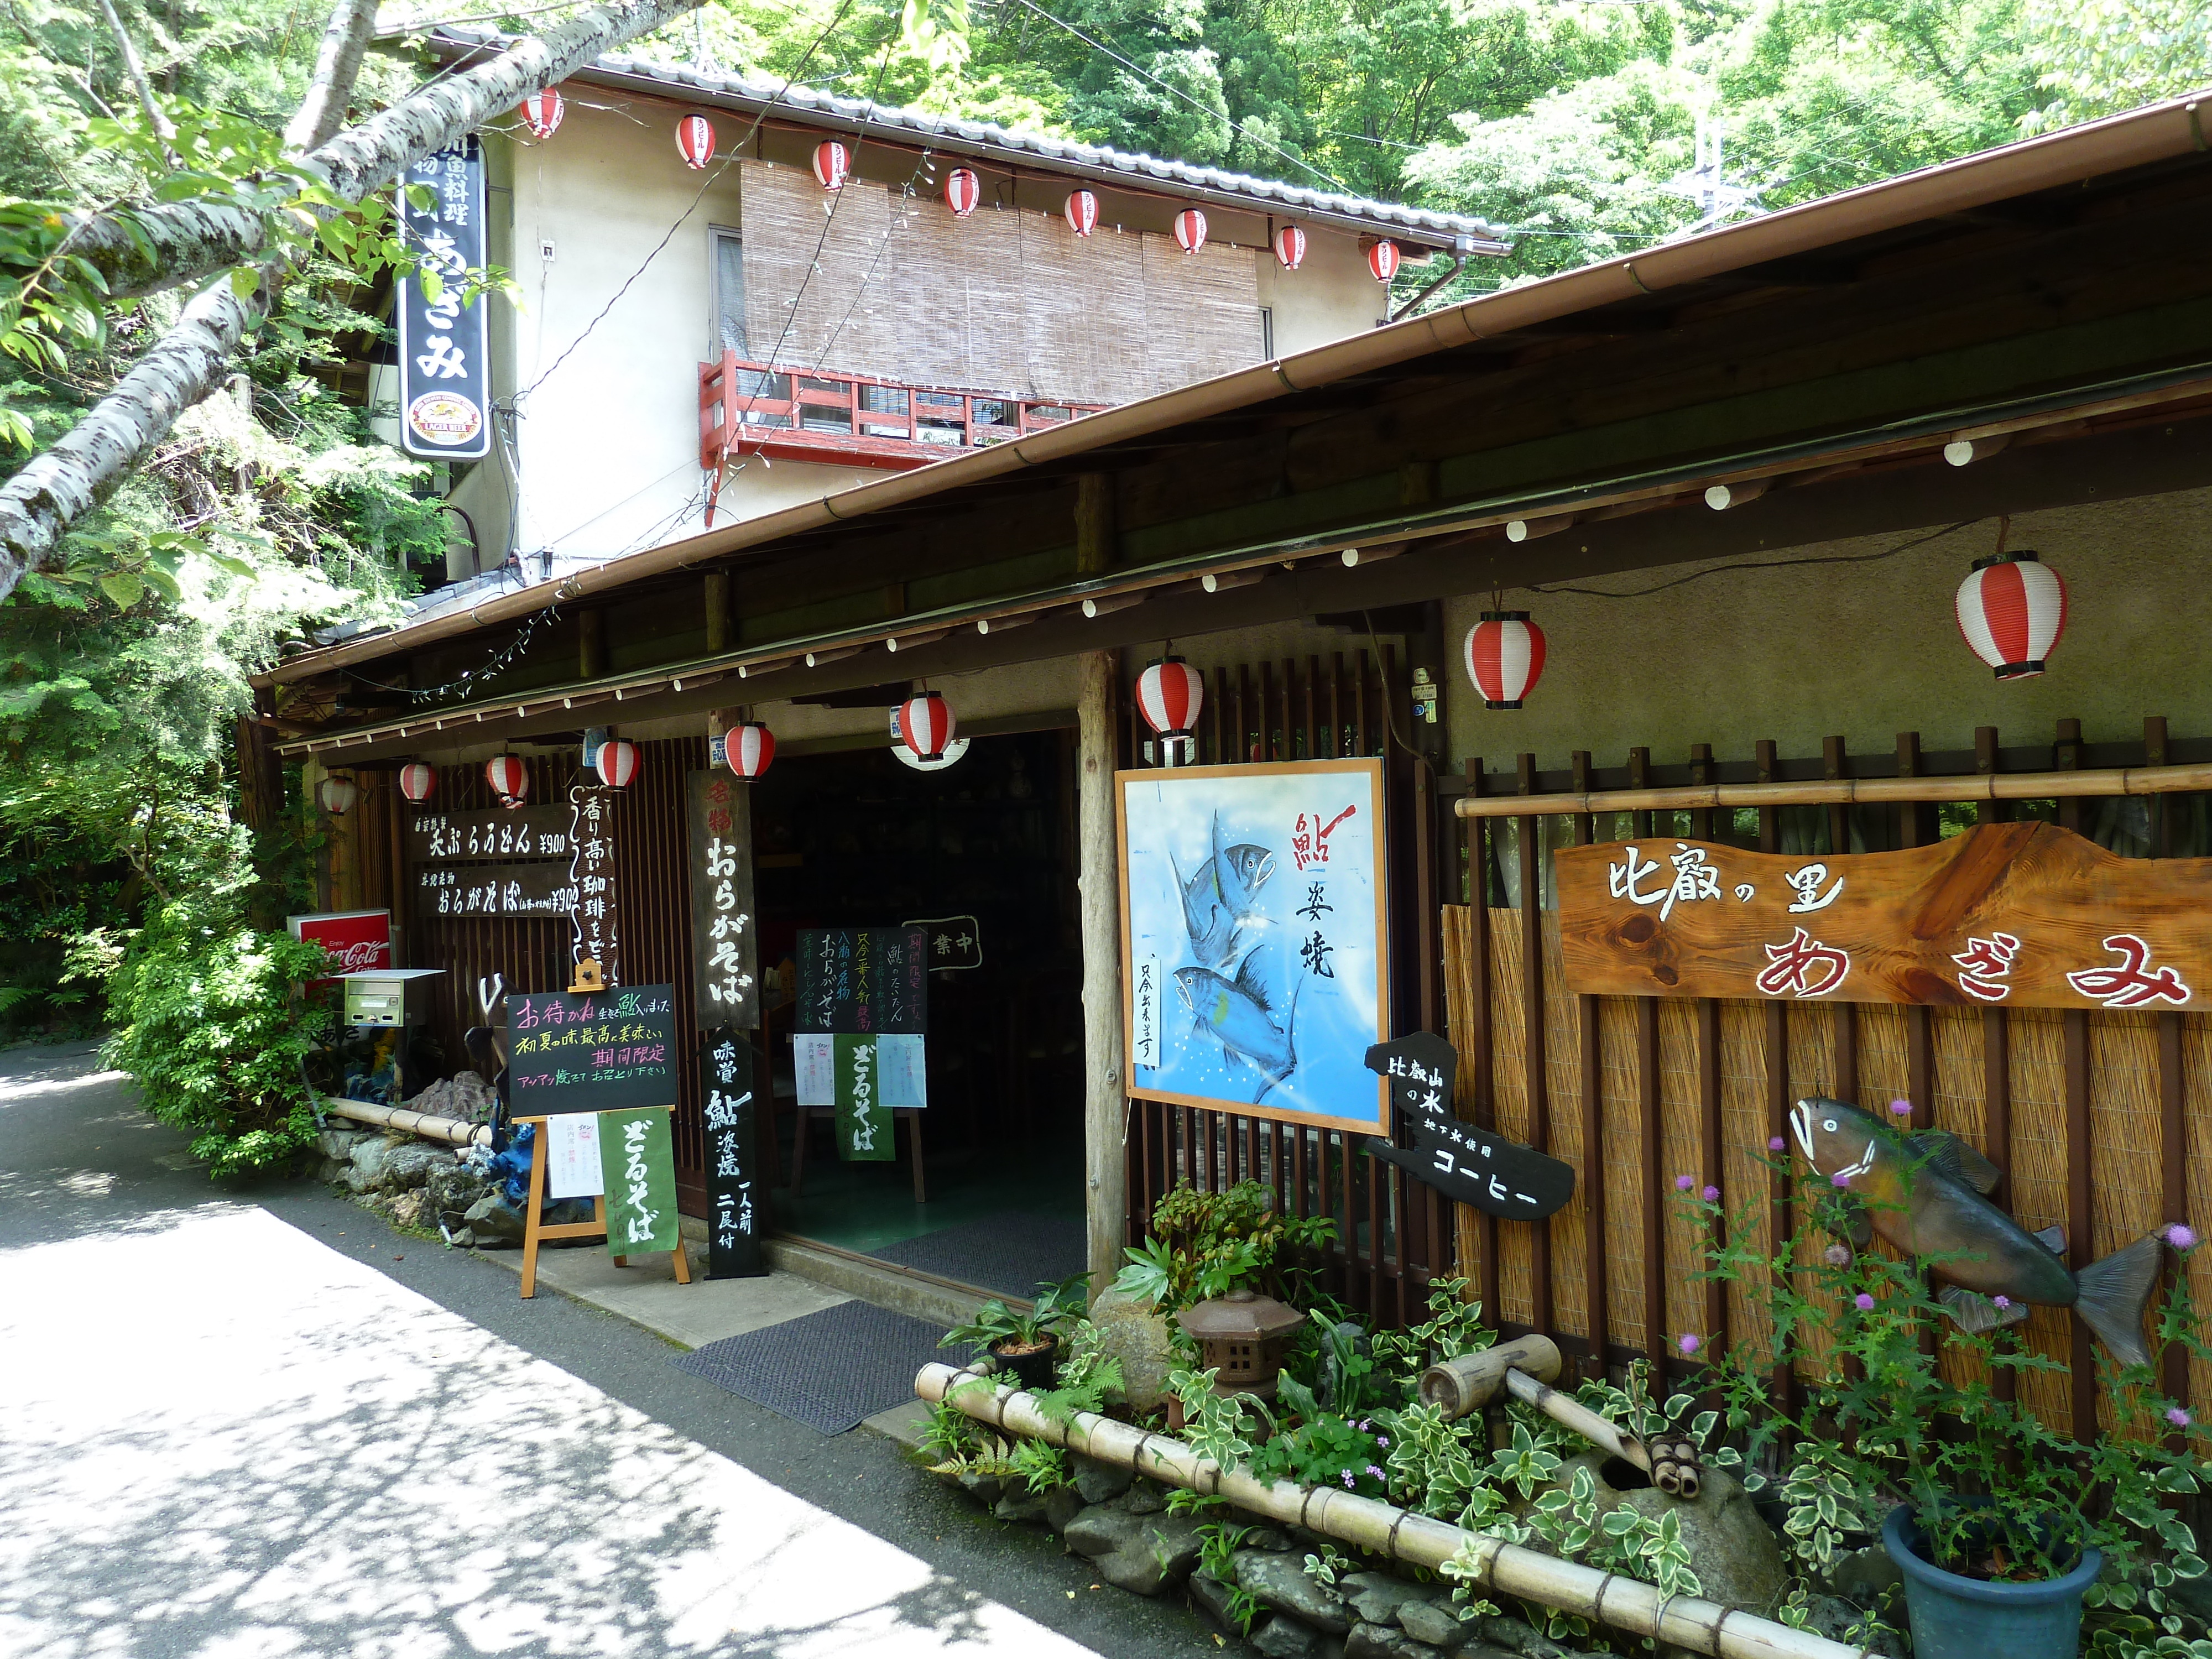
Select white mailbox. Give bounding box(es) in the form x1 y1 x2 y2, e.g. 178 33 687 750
339 968 446 1027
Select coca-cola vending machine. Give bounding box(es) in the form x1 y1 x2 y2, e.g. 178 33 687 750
288 909 393 994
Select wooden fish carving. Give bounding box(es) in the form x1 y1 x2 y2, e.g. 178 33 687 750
1790 1095 2163 1368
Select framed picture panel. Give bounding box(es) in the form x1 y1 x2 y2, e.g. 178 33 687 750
1118 758 1389 1135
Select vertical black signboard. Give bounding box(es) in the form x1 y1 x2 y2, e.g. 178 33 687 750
570 785 620 985
397 138 492 461
687 770 758 1030
795 927 928 1034
702 1027 766 1278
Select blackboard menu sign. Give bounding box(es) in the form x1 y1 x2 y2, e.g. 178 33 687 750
408 807 570 863
505 983 676 1114
702 1027 766 1278
417 862 576 917
795 927 928 1034
687 770 758 1030
570 785 620 985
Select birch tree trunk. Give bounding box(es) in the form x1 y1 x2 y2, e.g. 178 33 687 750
53 0 704 302
282 0 379 154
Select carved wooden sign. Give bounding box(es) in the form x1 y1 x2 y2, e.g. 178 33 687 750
1361 1032 1576 1220
1556 821 2207 1011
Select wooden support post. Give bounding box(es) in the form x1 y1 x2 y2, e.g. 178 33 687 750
1638 995 1665 1375
1822 735 1856 1099
1076 473 1115 575
386 770 406 970
1896 733 1930 1128
2146 717 2191 1420
1517 753 1551 1339
1079 648 1127 1293
705 570 731 655
578 607 606 681
1572 752 1605 1380
1463 758 1499 1324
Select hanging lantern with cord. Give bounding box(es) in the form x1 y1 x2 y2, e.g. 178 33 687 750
898 691 956 761
1957 550 2068 680
486 754 530 808
1463 611 1547 709
318 775 358 817
1366 239 1401 283
1063 190 1099 237
676 113 715 170
726 721 776 781
1173 208 1207 253
397 762 436 805
1137 655 1206 740
519 88 564 139
595 739 640 789
1272 223 1306 272
945 168 980 216
812 139 850 191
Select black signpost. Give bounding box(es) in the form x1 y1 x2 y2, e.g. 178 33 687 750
795 927 928 1034
504 984 677 1114
1362 1032 1576 1219
702 1027 766 1278
901 914 983 972
396 138 491 461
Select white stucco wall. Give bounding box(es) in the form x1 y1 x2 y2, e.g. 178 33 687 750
1439 488 2212 770
1256 236 1393 358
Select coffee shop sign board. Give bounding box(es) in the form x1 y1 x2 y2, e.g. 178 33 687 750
1556 821 2209 1012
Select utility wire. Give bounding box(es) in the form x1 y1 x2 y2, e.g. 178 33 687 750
1525 521 1978 601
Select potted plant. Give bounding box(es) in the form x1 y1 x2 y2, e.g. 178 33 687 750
940 1272 1091 1391
1688 1146 2209 1659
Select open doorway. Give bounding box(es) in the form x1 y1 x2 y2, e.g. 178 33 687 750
749 727 1088 1295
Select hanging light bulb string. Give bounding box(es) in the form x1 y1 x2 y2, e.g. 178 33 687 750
340 602 562 704
1523 520 1979 601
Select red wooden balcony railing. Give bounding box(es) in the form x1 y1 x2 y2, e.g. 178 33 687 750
697 351 1108 520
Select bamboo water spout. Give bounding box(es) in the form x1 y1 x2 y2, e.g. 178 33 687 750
915 1363 1863 1659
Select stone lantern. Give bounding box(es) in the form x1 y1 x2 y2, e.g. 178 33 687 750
1175 1287 1305 1399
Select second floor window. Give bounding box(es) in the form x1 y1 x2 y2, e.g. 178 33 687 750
713 228 748 358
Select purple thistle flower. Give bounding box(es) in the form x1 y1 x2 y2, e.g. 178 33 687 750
1994 1296 2011 1310
1831 1171 1853 1189
1890 1099 1913 1118
2168 1224 2198 1251
1854 1293 1875 1312
1679 1333 1702 1357
1768 1136 1787 1153
1823 1244 1854 1267
1703 1185 1720 1203
2168 1407 2193 1430
1675 1174 1695 1192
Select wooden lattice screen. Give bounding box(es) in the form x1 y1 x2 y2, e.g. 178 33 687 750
1446 718 2210 1441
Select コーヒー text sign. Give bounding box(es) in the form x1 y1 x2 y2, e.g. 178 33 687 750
1556 821 2212 1011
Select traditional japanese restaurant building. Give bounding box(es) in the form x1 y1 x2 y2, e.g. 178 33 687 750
272 87 2212 1442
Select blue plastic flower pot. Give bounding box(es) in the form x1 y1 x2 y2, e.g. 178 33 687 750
1881 1504 2100 1659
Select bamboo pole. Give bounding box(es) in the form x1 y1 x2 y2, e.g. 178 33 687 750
915 1364 1867 1659
319 1094 492 1148
1451 759 2212 819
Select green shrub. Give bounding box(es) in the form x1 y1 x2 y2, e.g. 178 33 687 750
98 886 333 1178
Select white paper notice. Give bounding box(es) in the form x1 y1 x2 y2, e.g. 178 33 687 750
794 1033 836 1106
545 1112 604 1198
878 1034 926 1109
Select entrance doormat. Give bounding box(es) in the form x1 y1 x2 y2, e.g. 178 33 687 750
867 1212 1087 1300
674 1300 950 1435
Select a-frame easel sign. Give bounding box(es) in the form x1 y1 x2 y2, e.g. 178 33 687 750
508 960 691 1299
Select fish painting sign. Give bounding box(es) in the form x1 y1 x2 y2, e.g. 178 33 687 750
1557 821 2212 1011
1118 759 1389 1134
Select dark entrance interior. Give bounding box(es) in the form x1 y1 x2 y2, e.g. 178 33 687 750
749 727 1087 1288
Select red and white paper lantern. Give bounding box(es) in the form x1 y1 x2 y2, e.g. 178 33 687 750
1366 239 1401 283
594 739 640 790
1272 223 1307 272
397 762 436 804
1957 552 2068 680
518 88 565 139
676 113 716 170
1463 612 1547 709
1136 656 1206 739
725 721 776 780
318 775 358 816
812 139 850 191
1063 190 1099 237
898 692 957 761
944 168 980 216
1173 208 1208 254
486 754 530 808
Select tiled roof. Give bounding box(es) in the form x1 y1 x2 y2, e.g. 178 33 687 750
429 26 1509 252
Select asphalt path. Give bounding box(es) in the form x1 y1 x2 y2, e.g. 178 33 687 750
0 1040 1218 1659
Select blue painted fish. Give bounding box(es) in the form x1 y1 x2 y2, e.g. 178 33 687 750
1168 818 1275 967
1790 1095 2163 1368
1175 954 1297 1099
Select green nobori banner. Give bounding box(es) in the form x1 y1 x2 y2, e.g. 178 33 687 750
833 1034 892 1162
597 1107 681 1256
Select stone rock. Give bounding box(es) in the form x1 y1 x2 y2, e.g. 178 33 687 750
401 1070 498 1126
1088 1288 1176 1411
445 1227 476 1249
315 1129 373 1161
1469 1615 1574 1658
1235 1550 1352 1634
994 1491 1048 1525
1119 1477 1167 1515
1344 1572 1427 1627
388 1190 426 1229
957 1472 1004 1507
1072 1452 1134 1506
1084 1512 1203 1597
461 1193 525 1245
1398 1599 1472 1646
424 1159 494 1227
1240 1525 1294 1552
1187 1571 1243 1633
1044 1486 1086 1532
1443 1646 1517 1659
1822 1543 1903 1603
1345 1622 1426 1659
1554 1454 1786 1619
342 1137 397 1193
378 1141 453 1193
1798 1594 1907 1658
1251 1613 1328 1659
1064 1505 1144 1559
